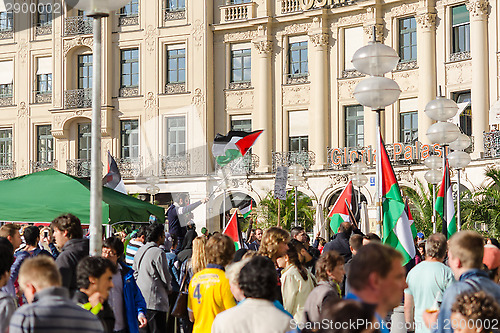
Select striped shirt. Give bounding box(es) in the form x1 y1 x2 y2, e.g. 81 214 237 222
9 286 104 333
125 239 144 266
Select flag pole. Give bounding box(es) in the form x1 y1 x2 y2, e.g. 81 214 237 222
376 109 383 237
277 198 281 227
345 198 359 229
442 146 448 238
432 184 437 233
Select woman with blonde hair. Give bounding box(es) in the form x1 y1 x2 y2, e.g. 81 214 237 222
258 227 291 263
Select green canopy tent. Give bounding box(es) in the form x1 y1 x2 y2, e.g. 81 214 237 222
0 169 164 224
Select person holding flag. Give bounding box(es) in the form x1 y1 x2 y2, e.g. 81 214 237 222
323 181 362 263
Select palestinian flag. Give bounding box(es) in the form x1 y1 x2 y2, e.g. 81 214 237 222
239 201 252 218
378 131 416 265
223 210 242 250
435 161 456 239
328 181 356 233
212 130 263 167
405 198 418 239
102 152 127 194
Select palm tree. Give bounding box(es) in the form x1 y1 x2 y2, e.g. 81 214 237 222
461 167 500 237
402 179 436 237
258 190 315 231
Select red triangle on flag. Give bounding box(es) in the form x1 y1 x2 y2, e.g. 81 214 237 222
330 181 353 216
223 211 240 244
235 130 263 156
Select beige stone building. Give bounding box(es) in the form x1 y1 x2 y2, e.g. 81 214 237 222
0 0 499 232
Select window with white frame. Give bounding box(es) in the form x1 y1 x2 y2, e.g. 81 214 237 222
399 98 418 144
166 45 186 84
345 105 364 147
231 116 251 132
121 48 139 89
166 116 186 156
288 37 308 77
0 11 13 32
37 125 53 163
0 60 13 98
121 120 139 159
36 57 52 95
0 128 12 166
451 4 470 54
37 0 52 27
231 44 251 83
398 17 417 62
120 0 139 17
289 110 309 151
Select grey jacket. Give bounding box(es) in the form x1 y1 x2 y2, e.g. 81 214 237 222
133 242 172 312
0 290 16 333
303 281 340 323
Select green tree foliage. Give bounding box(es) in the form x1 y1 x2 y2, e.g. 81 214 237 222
258 190 315 231
402 179 436 237
461 167 500 237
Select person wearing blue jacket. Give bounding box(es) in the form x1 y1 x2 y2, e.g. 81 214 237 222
103 237 147 333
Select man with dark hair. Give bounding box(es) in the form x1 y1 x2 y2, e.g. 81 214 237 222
10 256 104 333
0 224 22 251
363 232 382 245
102 237 147 333
133 224 171 333
188 233 236 332
323 222 357 263
125 226 147 266
0 238 15 333
248 228 263 251
423 231 500 333
73 256 116 333
291 226 307 244
404 233 454 333
167 193 208 250
212 256 292 333
51 214 89 296
346 243 407 333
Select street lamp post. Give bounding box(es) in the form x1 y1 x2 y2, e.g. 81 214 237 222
71 0 132 256
424 155 442 233
352 35 401 237
288 164 305 227
425 93 461 236
448 133 472 231
350 160 368 207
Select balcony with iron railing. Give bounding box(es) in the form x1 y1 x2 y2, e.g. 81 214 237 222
34 91 52 104
35 23 52 36
118 14 139 26
64 16 92 36
66 159 92 178
220 2 256 23
0 162 15 180
272 151 315 172
281 0 302 14
160 154 190 177
163 6 186 21
285 73 309 85
31 160 57 173
215 153 259 175
64 88 92 109
483 131 500 158
116 157 142 179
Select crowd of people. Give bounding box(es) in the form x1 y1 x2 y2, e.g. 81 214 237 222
0 205 499 333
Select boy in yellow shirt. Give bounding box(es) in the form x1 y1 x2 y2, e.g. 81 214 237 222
188 234 236 333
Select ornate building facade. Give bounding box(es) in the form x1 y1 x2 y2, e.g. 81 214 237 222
0 0 498 232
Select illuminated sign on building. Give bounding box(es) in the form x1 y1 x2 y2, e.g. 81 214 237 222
327 142 446 167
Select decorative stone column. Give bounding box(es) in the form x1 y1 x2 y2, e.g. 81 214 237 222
416 11 437 145
466 0 489 157
309 31 329 170
253 38 273 172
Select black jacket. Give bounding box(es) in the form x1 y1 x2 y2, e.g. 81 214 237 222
55 238 89 296
323 232 352 263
